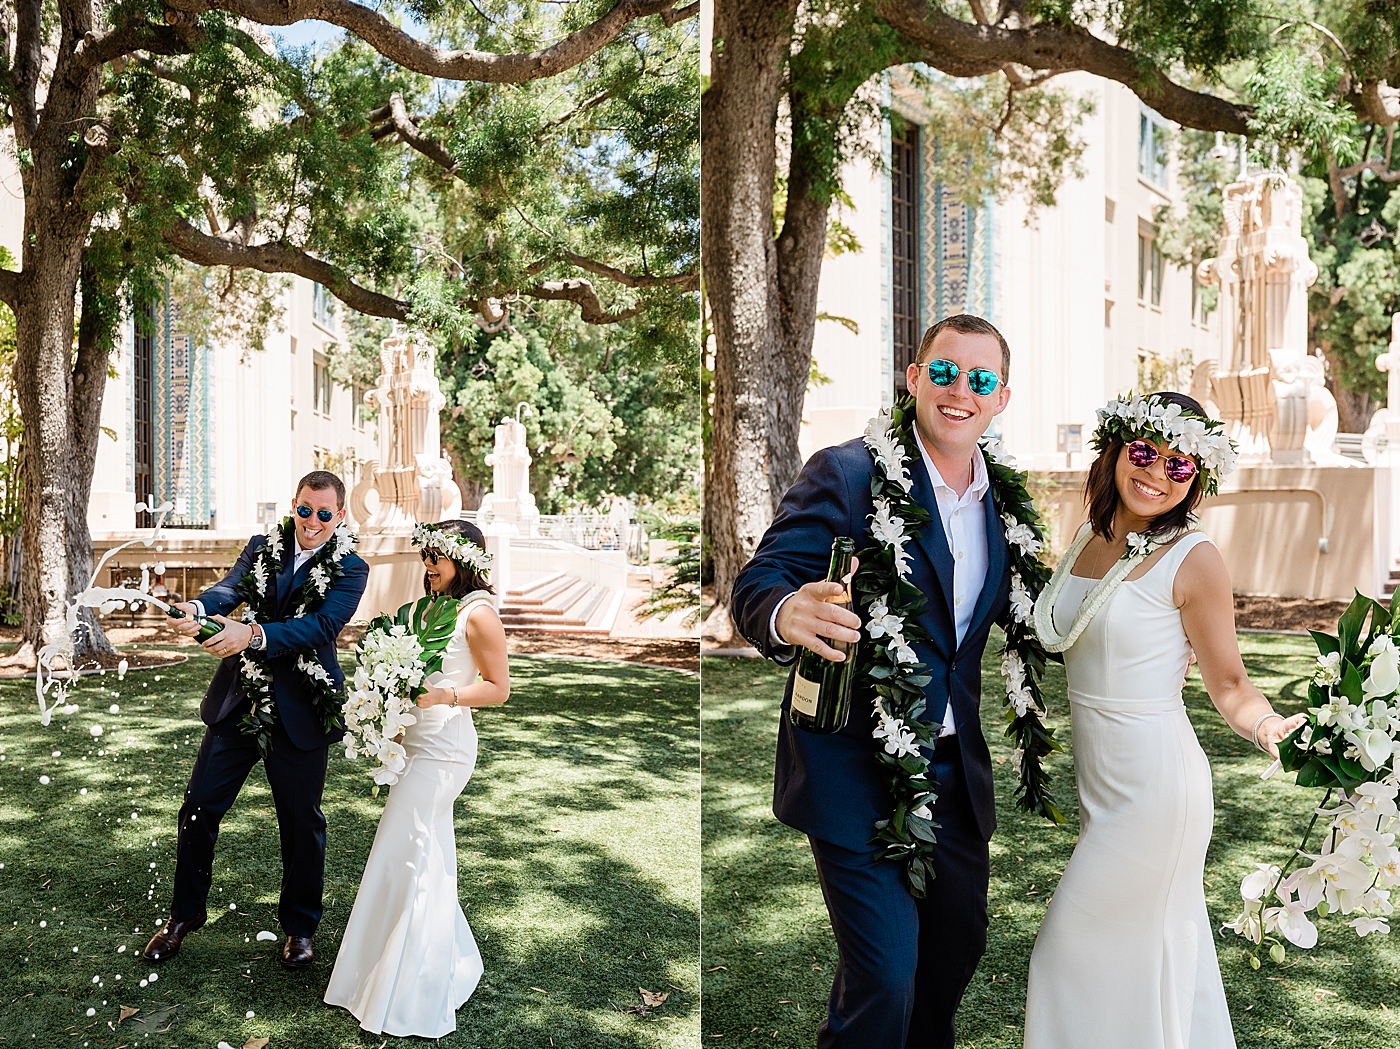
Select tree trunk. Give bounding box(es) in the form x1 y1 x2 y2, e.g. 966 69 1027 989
700 0 800 640
10 19 113 662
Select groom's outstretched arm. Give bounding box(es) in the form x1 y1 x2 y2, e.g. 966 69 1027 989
732 446 862 664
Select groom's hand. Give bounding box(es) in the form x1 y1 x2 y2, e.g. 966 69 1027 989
776 559 862 662
202 616 253 659
169 602 202 638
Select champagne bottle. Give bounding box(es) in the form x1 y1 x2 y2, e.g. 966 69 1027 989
789 537 858 734
165 605 223 642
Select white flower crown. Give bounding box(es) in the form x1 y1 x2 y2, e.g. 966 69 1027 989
411 522 494 572
1093 393 1239 494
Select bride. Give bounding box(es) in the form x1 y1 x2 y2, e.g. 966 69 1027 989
324 520 509 1038
1023 392 1306 1049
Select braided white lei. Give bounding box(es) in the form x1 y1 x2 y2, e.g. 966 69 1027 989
1032 524 1188 652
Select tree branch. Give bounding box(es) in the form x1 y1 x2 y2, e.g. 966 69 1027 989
383 92 459 174
0 269 19 312
73 21 195 69
13 0 43 145
162 220 410 320
659 1 699 26
525 279 642 323
873 0 1253 134
563 251 698 290
165 0 689 82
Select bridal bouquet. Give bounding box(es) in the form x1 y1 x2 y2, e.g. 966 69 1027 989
1224 592 1400 963
342 595 460 789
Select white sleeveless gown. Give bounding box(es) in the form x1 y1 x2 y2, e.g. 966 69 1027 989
1024 531 1236 1049
324 595 491 1037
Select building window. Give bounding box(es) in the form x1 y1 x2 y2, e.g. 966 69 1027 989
1139 108 1169 187
352 384 366 430
312 283 335 329
891 124 920 394
313 355 333 416
1137 228 1163 307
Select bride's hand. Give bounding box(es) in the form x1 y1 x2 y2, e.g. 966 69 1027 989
415 686 443 708
1257 711 1309 760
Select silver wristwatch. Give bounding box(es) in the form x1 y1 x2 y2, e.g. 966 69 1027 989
248 629 266 652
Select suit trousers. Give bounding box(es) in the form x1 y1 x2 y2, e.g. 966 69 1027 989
170 710 330 936
811 742 990 1049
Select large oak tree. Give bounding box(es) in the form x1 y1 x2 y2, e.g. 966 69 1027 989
0 0 697 659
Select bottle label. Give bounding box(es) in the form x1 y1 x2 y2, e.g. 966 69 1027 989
791 673 821 717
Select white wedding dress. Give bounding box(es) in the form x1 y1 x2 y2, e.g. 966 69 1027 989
1024 530 1236 1049
324 593 493 1038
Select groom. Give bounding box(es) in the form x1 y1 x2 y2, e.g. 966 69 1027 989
143 470 369 970
732 314 1014 1048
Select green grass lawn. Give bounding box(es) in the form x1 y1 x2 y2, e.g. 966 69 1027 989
702 631 1400 1048
0 650 699 1048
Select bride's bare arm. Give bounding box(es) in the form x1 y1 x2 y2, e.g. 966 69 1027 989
417 603 511 708
1176 541 1306 758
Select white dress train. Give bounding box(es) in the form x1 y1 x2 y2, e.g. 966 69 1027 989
1023 531 1236 1049
324 594 493 1038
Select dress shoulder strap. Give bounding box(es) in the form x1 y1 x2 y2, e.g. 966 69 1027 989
1152 530 1214 588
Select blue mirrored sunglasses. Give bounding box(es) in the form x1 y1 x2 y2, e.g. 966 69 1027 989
296 504 336 523
926 358 1001 397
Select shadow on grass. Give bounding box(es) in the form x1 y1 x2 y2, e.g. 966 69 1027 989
702 632 1400 1049
0 651 698 1048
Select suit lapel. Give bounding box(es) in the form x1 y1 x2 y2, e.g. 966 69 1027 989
908 455 955 624
275 547 296 609
958 474 1009 654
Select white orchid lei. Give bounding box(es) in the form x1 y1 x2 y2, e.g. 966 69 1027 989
231 516 359 755
858 395 1064 899
1227 592 1400 964
412 522 493 573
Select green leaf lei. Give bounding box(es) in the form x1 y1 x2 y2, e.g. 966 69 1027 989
854 394 1063 899
231 516 359 756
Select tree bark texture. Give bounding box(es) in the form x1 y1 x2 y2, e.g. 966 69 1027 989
700 0 799 638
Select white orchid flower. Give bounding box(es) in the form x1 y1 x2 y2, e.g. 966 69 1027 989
1314 651 1342 686
1349 915 1391 936
1125 532 1151 558
1222 909 1264 944
1365 635 1400 700
1274 901 1320 948
1240 863 1282 903
1346 727 1395 772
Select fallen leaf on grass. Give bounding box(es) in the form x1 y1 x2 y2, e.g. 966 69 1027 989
640 988 669 1008
529 987 548 995
243 1038 270 1049
704 965 727 972
118 1006 139 1022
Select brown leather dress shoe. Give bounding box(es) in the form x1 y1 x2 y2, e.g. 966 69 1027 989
280 934 314 969
142 912 206 963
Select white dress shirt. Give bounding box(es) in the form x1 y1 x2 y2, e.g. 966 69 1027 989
915 435 990 736
770 436 991 737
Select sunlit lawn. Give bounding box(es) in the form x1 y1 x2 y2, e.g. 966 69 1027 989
701 631 1400 1048
0 649 699 1047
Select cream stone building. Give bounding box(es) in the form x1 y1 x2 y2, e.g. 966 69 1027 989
804 67 1220 470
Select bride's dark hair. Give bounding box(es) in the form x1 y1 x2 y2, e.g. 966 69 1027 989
1084 391 1209 542
421 520 495 598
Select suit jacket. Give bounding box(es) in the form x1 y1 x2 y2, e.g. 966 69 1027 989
197 534 369 751
731 437 1010 852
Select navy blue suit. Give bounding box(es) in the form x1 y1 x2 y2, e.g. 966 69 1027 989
169 535 369 936
732 437 1010 1049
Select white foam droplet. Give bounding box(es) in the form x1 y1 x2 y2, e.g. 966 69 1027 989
139 979 147 987
246 1011 255 1018
147 973 157 982
85 1008 95 1017
229 903 236 910
79 789 87 795
89 726 102 737
39 921 45 928
117 660 128 680
109 705 119 714
117 945 126 953
255 930 277 941
51 751 60 758
38 776 49 785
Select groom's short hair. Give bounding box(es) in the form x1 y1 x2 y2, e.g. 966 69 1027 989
915 314 1011 381
296 470 346 508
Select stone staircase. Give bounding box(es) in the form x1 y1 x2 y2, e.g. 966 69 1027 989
499 571 623 635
